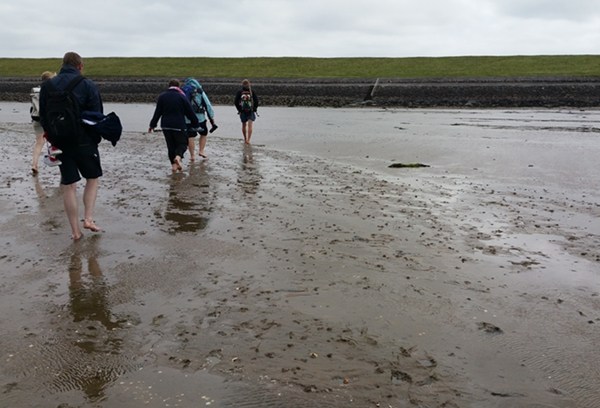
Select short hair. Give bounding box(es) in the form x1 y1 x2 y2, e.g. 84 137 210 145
241 79 250 87
41 71 55 81
63 52 83 67
168 79 180 87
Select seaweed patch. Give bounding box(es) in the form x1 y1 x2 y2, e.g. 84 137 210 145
388 163 430 168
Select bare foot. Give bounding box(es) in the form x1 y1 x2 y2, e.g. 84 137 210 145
199 151 207 158
174 156 183 171
190 155 195 162
72 232 84 240
83 219 102 232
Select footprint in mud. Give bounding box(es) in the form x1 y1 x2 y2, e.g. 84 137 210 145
477 321 503 334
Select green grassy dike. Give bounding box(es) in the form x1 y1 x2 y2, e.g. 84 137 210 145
1 55 599 78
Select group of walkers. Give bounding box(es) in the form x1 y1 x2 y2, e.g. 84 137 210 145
148 76 259 171
31 51 260 240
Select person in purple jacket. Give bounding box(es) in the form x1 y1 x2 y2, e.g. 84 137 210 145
148 79 199 172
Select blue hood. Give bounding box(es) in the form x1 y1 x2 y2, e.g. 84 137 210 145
184 77 203 93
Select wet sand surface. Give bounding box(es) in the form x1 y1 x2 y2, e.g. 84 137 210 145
1 103 600 407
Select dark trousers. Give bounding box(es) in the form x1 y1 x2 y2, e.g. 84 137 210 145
163 130 187 163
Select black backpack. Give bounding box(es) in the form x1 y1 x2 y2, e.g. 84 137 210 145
240 89 253 113
44 76 86 149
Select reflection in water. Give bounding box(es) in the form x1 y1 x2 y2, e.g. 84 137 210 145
238 145 261 195
69 250 121 332
32 175 63 231
163 164 213 233
33 175 48 201
65 236 124 401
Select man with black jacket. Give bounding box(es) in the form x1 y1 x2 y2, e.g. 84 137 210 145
39 51 104 240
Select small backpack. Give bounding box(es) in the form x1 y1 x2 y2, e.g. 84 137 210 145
240 89 253 113
44 76 86 149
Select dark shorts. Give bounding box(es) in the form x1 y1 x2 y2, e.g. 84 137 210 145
187 121 208 138
58 145 103 185
240 111 256 123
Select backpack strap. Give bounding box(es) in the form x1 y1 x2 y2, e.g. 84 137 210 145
191 90 207 114
65 75 85 93
199 91 208 112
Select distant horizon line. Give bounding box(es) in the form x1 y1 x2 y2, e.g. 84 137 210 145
1 53 598 60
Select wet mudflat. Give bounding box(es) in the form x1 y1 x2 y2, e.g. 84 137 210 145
1 104 599 407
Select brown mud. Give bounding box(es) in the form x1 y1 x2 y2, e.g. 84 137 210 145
0 106 599 407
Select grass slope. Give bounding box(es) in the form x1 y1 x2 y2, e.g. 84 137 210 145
1 55 599 78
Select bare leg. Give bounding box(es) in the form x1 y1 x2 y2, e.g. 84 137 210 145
198 135 207 158
31 131 45 174
188 137 195 162
242 122 248 144
62 182 83 239
246 120 254 144
82 178 100 232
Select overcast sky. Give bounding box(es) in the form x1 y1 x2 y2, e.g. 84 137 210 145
1 0 599 58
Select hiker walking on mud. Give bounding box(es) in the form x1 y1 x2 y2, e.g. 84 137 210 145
234 79 259 144
149 79 200 172
38 52 104 240
181 77 217 161
30 70 56 174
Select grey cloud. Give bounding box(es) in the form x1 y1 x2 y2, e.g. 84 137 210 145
491 0 600 21
1 0 599 57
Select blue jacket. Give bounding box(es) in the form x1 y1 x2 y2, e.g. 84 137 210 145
39 65 103 127
39 65 103 146
182 78 215 124
149 88 199 131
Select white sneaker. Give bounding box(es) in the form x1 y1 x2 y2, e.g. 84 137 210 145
48 146 63 157
43 155 61 167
